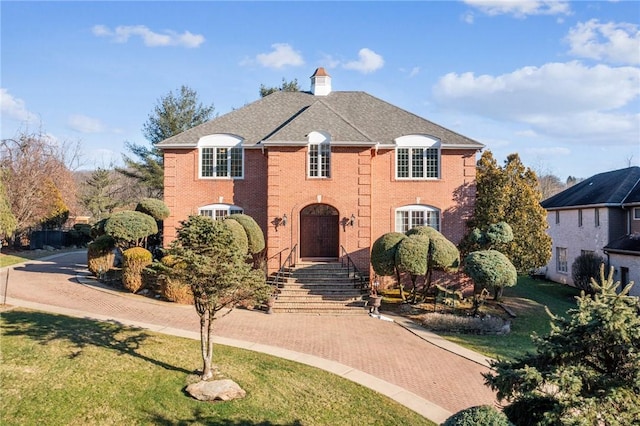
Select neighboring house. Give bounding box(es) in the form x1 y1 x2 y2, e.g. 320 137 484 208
540 167 640 296
157 68 483 275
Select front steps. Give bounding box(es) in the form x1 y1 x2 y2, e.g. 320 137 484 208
269 261 369 314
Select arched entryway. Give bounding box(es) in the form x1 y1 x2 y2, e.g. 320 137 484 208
299 204 339 259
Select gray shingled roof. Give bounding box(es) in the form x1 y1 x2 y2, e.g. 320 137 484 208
157 90 484 149
541 167 640 209
604 233 640 255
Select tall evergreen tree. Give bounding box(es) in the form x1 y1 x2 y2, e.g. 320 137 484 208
484 265 640 425
80 168 123 222
462 151 551 273
118 85 215 197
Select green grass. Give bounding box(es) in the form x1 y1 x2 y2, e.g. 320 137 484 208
442 276 581 361
1 309 434 426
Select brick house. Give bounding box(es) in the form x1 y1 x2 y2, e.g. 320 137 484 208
540 167 640 296
157 68 483 276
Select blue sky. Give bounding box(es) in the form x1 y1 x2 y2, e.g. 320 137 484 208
2 1 639 182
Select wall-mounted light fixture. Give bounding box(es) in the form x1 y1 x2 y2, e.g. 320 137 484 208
273 214 288 231
350 214 356 227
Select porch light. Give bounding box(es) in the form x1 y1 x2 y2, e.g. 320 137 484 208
274 214 287 231
350 214 355 227
282 214 288 227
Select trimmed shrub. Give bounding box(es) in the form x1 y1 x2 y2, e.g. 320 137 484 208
444 405 512 426
122 247 152 293
104 211 158 248
420 313 509 335
571 252 605 294
87 235 116 276
371 232 406 276
229 213 265 254
223 218 249 255
158 255 193 304
91 217 109 239
135 198 170 221
464 250 517 300
396 235 429 276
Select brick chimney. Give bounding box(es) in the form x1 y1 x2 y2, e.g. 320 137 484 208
310 67 331 96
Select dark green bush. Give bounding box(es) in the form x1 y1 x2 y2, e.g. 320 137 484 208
571 252 605 294
443 405 512 426
463 250 517 300
223 218 249 255
87 235 116 276
371 232 406 276
228 213 265 254
396 235 429 276
135 198 170 221
104 211 158 248
122 247 152 293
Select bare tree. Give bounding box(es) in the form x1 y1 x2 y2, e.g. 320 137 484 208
0 131 80 240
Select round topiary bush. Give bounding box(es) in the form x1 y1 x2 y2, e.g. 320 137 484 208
571 251 605 294
87 235 116 276
371 232 406 276
135 198 170 221
443 405 512 426
228 213 265 254
104 211 158 248
223 218 249 255
122 247 152 293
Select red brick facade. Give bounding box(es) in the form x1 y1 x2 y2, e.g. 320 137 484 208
163 144 478 274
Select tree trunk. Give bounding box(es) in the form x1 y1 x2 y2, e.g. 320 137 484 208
200 310 215 380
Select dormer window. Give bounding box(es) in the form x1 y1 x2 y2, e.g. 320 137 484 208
395 135 440 180
307 131 331 178
198 134 244 179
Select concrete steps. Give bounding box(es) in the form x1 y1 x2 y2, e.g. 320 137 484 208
269 261 369 314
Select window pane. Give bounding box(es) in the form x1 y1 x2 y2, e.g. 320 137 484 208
396 211 409 232
397 148 409 178
230 147 243 178
216 148 228 177
425 211 440 231
578 209 583 227
410 210 424 229
425 148 438 178
320 144 331 178
411 148 424 178
557 247 567 273
201 148 214 177
309 145 319 177
214 209 227 220
200 209 213 217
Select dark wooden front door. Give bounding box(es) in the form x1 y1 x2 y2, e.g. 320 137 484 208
300 204 339 258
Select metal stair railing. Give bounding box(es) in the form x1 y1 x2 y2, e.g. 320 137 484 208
269 245 297 298
339 245 369 291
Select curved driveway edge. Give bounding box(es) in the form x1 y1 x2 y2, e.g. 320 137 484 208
1 251 498 423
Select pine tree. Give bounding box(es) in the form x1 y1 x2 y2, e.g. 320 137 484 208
484 265 640 425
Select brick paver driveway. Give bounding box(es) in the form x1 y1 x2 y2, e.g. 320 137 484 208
2 250 497 417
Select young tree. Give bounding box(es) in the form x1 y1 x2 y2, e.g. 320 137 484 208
118 85 215 197
462 151 551 273
259 78 301 97
166 215 270 380
371 232 407 300
104 210 158 249
395 235 429 303
484 265 640 425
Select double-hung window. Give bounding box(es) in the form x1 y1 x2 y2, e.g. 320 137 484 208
395 205 440 232
308 131 331 178
556 247 568 273
198 134 244 179
395 135 440 179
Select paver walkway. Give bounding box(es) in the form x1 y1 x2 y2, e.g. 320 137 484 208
1 251 498 423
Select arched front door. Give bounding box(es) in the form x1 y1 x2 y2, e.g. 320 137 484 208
299 204 339 259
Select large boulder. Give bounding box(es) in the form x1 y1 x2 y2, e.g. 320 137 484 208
185 379 246 402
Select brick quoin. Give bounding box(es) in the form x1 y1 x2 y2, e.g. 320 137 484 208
163 145 478 275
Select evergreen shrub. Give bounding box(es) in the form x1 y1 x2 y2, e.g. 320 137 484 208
122 247 152 293
443 405 512 426
87 235 116 276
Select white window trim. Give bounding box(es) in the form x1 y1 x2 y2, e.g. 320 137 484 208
556 247 568 274
198 203 243 220
198 134 244 179
395 135 441 180
307 131 331 179
394 204 441 233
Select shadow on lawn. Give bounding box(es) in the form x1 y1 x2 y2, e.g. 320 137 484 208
147 408 303 426
1 309 192 375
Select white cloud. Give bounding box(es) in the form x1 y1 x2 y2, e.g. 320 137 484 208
255 43 304 69
67 114 107 134
566 19 640 65
464 0 571 18
92 24 204 48
433 61 640 145
0 88 37 122
524 146 571 156
343 48 384 74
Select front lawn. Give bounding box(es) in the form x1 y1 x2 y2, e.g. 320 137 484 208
0 308 434 426
440 276 580 360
